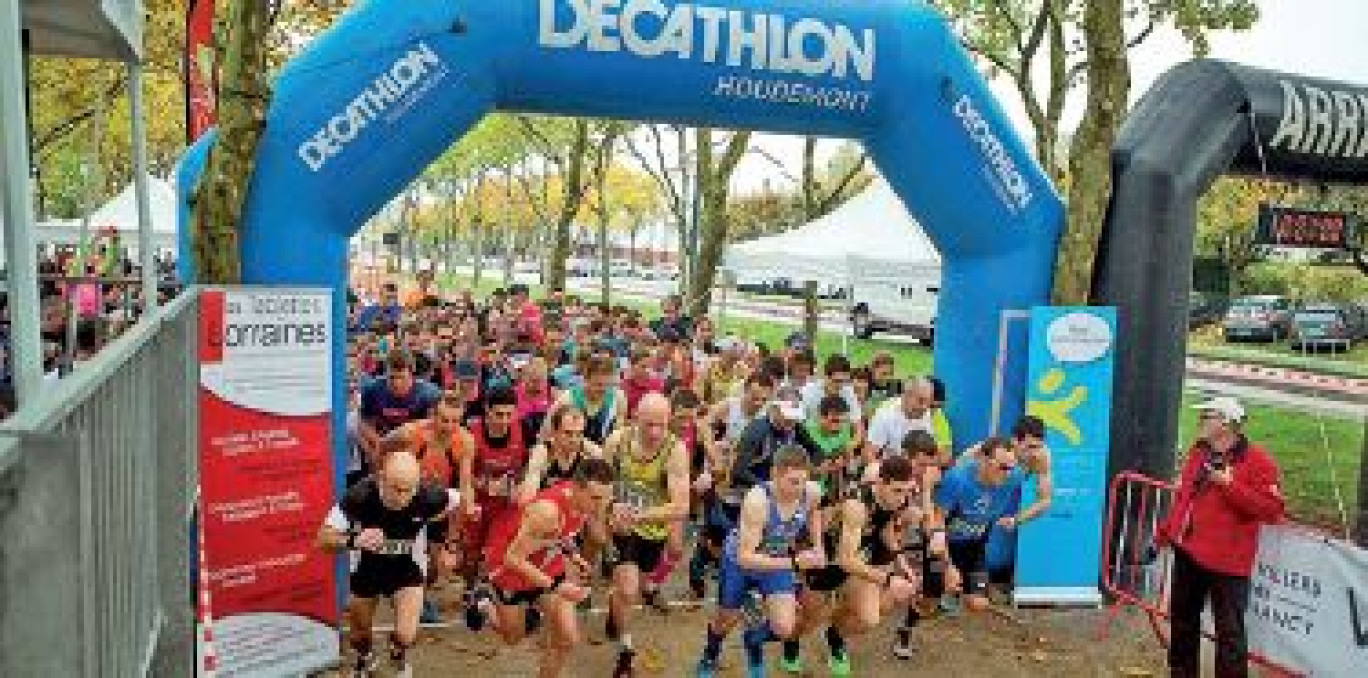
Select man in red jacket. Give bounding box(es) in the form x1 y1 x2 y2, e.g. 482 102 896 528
1157 396 1284 678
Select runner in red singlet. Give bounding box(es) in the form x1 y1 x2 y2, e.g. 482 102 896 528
480 459 615 678
458 386 531 589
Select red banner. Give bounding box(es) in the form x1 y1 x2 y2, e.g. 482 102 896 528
197 288 338 676
185 0 218 141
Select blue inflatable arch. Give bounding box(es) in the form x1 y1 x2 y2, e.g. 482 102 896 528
178 0 1063 469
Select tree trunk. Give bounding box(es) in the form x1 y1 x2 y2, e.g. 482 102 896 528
549 120 591 290
689 129 751 317
473 217 485 288
191 0 272 283
1051 0 1129 305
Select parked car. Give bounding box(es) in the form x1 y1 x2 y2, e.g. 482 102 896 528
1187 291 1228 329
1222 295 1294 342
1289 303 1367 352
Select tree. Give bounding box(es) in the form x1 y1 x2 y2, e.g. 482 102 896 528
690 129 751 316
932 0 1259 303
1195 177 1276 295
1051 0 1129 304
518 117 627 290
190 0 274 283
29 0 186 217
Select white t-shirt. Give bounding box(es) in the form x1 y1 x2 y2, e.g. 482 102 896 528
799 379 861 420
866 399 933 457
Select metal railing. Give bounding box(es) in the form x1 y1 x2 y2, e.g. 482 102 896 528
0 288 198 677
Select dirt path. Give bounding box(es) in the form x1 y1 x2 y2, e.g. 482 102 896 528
332 585 1166 677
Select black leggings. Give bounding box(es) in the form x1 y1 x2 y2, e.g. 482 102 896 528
1167 547 1251 678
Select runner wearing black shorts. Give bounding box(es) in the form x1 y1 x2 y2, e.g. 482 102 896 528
319 451 459 677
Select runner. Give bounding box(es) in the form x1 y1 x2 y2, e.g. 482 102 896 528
357 351 440 475
934 437 1025 612
458 387 533 601
548 355 626 445
602 393 691 677
789 454 924 675
515 355 556 436
518 403 604 502
689 372 776 599
695 445 826 678
802 394 864 504
317 449 460 678
481 459 616 678
887 430 951 659
641 388 713 609
388 392 475 622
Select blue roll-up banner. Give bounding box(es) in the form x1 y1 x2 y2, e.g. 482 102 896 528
1013 306 1117 606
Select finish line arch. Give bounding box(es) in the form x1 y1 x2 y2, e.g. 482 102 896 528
177 0 1063 469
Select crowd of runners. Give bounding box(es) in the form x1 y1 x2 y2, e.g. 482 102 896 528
319 274 1052 678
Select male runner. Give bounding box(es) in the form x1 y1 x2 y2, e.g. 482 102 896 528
388 392 474 621
481 458 616 678
518 403 604 501
548 355 626 445
601 393 691 676
787 455 924 675
318 449 460 677
935 437 1024 612
695 445 826 678
689 372 775 597
459 387 532 607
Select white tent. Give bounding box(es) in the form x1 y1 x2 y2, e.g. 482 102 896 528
724 176 941 289
34 174 180 251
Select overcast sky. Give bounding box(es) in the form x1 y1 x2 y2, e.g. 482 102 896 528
732 0 1368 193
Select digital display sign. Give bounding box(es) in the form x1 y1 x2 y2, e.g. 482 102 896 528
1255 204 1359 249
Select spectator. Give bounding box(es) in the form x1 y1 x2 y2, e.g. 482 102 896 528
1158 397 1284 678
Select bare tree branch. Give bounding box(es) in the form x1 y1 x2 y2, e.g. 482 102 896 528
1126 13 1158 50
813 153 870 217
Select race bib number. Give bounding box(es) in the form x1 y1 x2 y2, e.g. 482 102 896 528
618 485 649 512
377 538 415 556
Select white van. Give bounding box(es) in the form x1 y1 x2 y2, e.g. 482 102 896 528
848 266 939 345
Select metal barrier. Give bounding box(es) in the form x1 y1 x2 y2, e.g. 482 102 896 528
0 290 199 677
1097 471 1299 676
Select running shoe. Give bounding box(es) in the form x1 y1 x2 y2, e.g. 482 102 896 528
420 597 442 624
611 648 636 678
694 657 719 678
346 652 377 677
643 586 671 615
828 647 853 677
390 657 413 678
892 627 915 660
463 586 493 632
779 640 803 673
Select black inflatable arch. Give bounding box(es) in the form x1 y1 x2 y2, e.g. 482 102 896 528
1093 58 1368 479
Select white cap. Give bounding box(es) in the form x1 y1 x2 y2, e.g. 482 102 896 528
1193 396 1246 424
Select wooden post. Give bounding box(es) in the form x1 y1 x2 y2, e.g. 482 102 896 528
1356 416 1368 547
804 280 819 349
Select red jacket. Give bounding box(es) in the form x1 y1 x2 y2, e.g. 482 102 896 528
1157 437 1284 577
